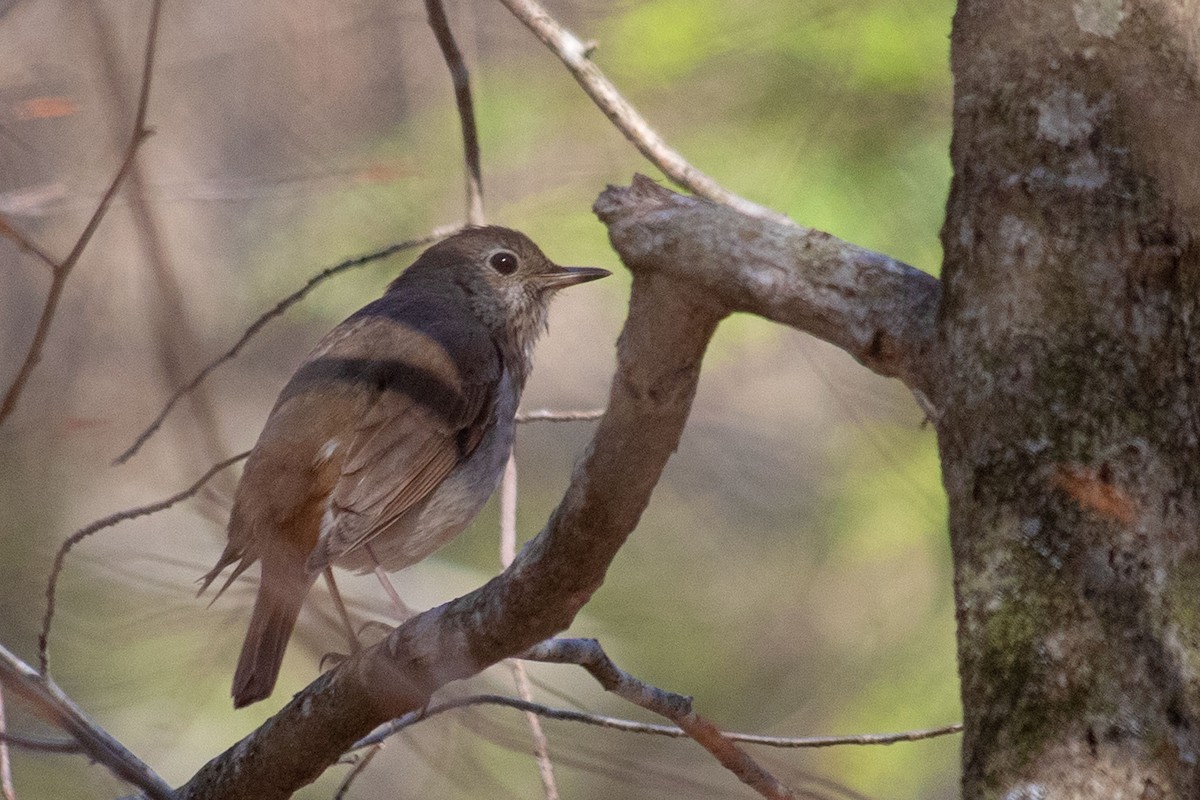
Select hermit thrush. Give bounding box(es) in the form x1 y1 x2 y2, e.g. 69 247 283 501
201 226 608 707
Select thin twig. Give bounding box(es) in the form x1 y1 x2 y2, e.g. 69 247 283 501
516 408 605 423
0 215 57 269
39 451 249 675
499 453 560 799
351 693 962 750
495 0 790 226
0 0 163 427
332 743 382 800
87 0 233 486
114 227 456 464
425 0 485 226
0 731 81 755
0 643 174 800
0 686 15 800
524 638 796 800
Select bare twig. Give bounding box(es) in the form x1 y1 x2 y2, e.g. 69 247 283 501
0 731 81 755
352 693 962 750
332 743 381 800
86 0 232 487
39 451 249 675
524 638 796 800
114 227 456 464
0 686 15 800
499 453 560 799
0 215 57 269
516 408 605 423
425 0 485 225
495 0 790 226
0 0 163 427
0 643 173 800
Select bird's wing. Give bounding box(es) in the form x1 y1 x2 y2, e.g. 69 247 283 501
309 310 501 569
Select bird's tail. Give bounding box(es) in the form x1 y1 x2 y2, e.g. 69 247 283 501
232 551 314 708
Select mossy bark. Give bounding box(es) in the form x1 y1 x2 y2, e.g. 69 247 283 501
939 0 1200 796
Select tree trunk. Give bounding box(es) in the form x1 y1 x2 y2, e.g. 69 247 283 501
939 0 1200 796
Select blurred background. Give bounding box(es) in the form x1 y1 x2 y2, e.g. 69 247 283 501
0 0 956 797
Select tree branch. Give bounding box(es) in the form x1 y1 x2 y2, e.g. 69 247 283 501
0 0 163 427
0 214 57 270
425 0 485 226
0 644 173 800
0 730 80 755
353 693 961 750
495 0 790 226
499 455 560 799
524 638 795 800
39 452 249 675
594 175 943 407
516 408 605 423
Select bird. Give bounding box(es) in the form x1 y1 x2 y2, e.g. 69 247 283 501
200 226 609 708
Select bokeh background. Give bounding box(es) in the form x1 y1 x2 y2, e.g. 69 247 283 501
0 0 956 797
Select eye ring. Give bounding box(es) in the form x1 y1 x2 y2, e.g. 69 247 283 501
489 250 519 275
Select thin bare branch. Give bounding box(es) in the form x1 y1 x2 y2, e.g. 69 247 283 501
495 0 790 226
425 0 485 225
0 686 14 800
0 731 80 755
525 638 796 800
499 454 560 799
352 694 962 750
0 0 163 427
39 451 249 675
595 176 943 407
0 643 173 800
332 744 381 800
114 227 456 464
86 0 233 487
516 408 605 423
0 215 57 269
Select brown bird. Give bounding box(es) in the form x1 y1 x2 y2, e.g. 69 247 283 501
201 227 608 707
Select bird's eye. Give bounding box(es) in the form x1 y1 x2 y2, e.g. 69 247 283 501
489 250 519 275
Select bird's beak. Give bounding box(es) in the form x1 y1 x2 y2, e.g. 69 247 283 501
536 265 611 290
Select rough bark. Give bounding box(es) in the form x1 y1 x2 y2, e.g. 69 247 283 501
939 0 1200 796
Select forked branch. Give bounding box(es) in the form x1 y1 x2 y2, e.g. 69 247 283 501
0 0 163 427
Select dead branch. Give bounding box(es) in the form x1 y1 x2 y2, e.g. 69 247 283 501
496 0 790 226
516 408 605 423
524 638 795 800
425 0 485 225
0 731 81 755
0 643 173 800
0 215 57 269
594 176 943 407
353 693 961 749
0 0 163 427
39 452 249 675
499 455 560 799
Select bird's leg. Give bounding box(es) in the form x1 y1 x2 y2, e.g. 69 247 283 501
323 567 360 654
364 542 415 620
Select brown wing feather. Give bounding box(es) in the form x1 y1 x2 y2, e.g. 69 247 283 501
307 312 501 569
